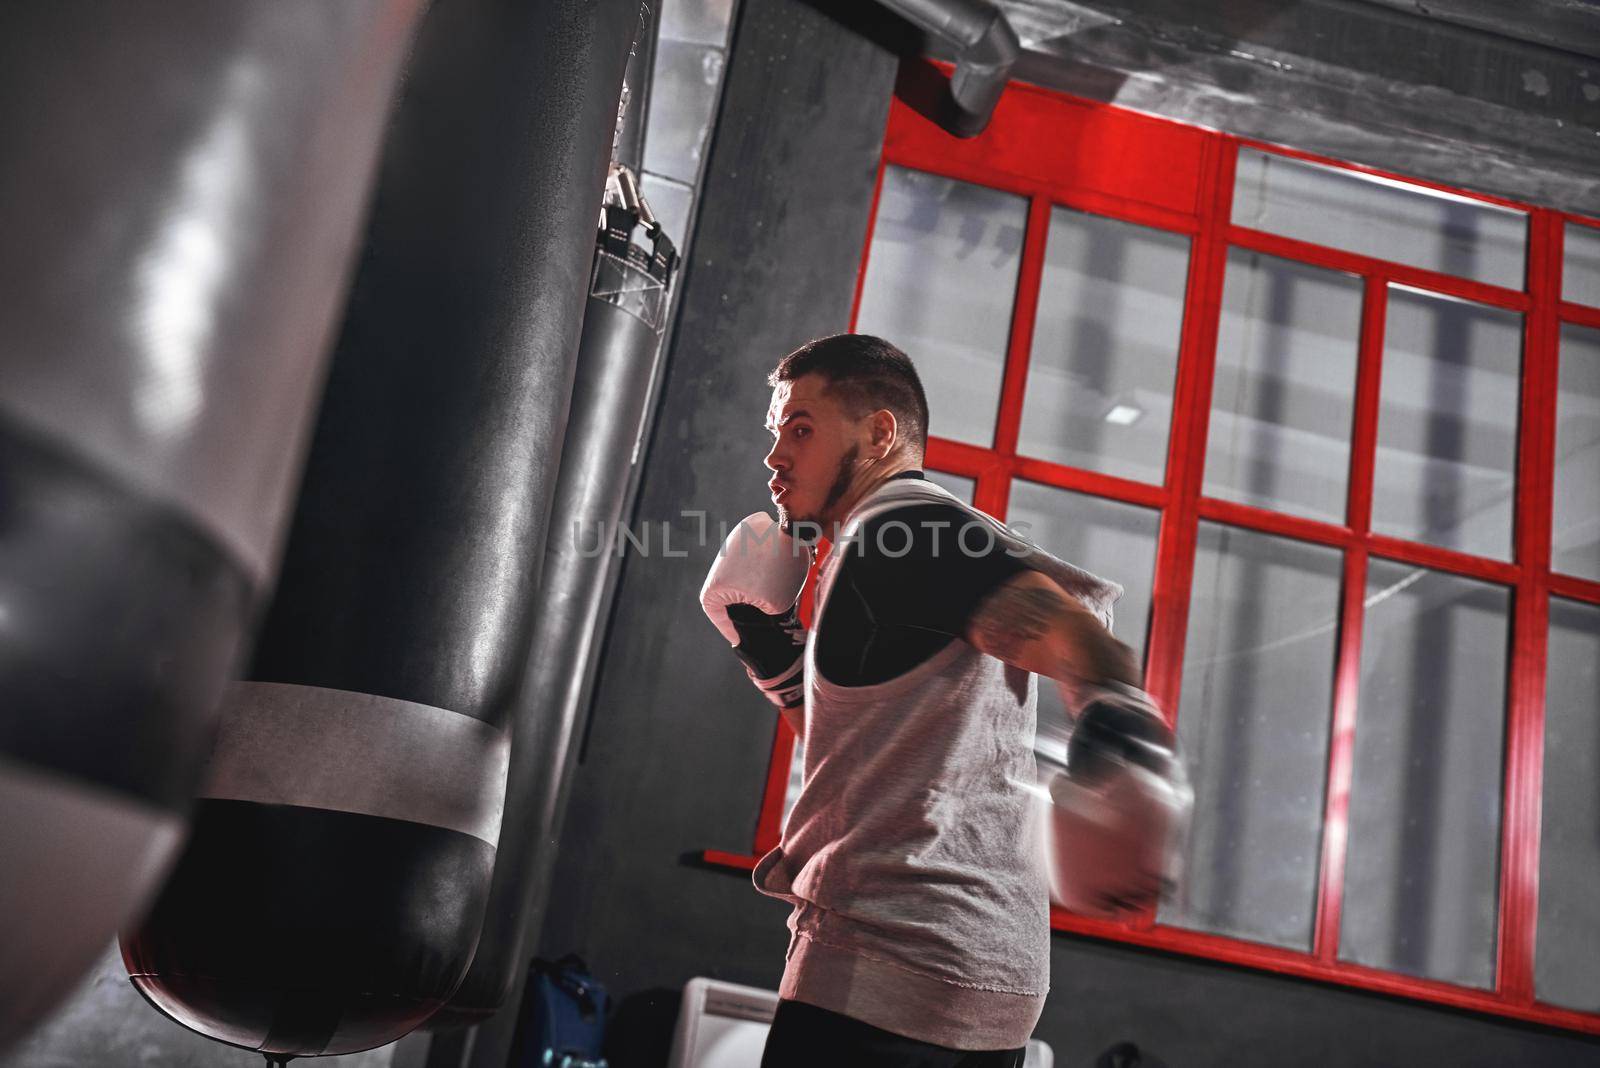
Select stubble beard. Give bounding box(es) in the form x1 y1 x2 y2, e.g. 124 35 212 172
778 444 859 541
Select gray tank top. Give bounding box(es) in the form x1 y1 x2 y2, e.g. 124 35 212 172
752 477 1121 1047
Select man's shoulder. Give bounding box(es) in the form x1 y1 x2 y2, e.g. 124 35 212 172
848 501 984 555
836 499 1030 585
857 499 973 528
826 495 1030 635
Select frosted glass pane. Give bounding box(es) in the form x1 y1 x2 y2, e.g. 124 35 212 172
1017 209 1189 485
1563 222 1600 308
660 0 736 47
1234 148 1526 289
856 167 1024 447
643 40 724 185
1536 598 1600 1012
1339 561 1508 989
1005 481 1159 763
1205 251 1363 523
925 469 975 504
1372 289 1522 559
1553 324 1600 581
1160 524 1341 950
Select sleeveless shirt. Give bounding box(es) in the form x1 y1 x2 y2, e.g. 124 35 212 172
751 477 1121 1049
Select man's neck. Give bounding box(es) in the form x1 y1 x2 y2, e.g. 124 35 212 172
821 456 924 538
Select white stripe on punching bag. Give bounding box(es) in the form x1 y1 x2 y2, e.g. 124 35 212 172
201 682 509 844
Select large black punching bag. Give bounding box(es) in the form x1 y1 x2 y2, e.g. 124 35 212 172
423 6 672 1040
0 2 421 1052
118 0 641 1059
426 181 677 1039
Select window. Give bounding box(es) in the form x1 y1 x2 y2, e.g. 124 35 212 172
705 69 1600 1036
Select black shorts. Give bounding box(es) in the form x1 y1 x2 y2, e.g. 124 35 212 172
760 999 1028 1068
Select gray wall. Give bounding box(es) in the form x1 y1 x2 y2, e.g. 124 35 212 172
536 0 1600 1065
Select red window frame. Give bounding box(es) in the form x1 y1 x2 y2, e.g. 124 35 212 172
704 61 1600 1034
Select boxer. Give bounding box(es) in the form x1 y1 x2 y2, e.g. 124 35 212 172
701 334 1186 1066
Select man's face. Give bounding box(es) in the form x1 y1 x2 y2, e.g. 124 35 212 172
764 374 864 536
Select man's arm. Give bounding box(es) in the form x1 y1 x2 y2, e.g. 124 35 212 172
965 568 1140 695
971 569 1190 918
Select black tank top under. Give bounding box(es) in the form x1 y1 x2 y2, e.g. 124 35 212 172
814 472 1026 687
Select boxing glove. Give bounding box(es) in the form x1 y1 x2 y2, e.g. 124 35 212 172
1040 685 1192 918
699 513 811 712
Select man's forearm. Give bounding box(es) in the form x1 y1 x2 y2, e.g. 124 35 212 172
1052 598 1140 688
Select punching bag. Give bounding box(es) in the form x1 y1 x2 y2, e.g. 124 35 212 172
425 172 677 1038
119 0 641 1058
0 2 421 1051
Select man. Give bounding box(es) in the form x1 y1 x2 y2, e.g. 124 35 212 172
699 334 1178 1065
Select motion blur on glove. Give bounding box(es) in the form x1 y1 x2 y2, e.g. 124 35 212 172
1040 684 1192 918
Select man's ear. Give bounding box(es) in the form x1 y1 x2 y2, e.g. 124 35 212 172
869 409 898 457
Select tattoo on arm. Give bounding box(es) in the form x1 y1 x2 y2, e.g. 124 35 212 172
971 583 1068 663
970 573 1141 687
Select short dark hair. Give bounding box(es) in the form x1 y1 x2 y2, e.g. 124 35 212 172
769 334 930 451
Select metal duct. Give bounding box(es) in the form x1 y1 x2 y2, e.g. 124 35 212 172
877 0 1019 136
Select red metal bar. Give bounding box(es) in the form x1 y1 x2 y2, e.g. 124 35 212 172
1558 301 1600 329
1142 135 1234 713
1496 209 1562 1002
751 719 798 856
1346 279 1390 539
925 436 1001 477
937 445 1170 513
1312 275 1387 963
1011 455 1167 510
1364 534 1520 585
1550 573 1600 605
993 196 1053 456
1196 496 1352 550
701 850 759 872
1228 226 1532 312
974 469 1011 519
749 542 831 856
